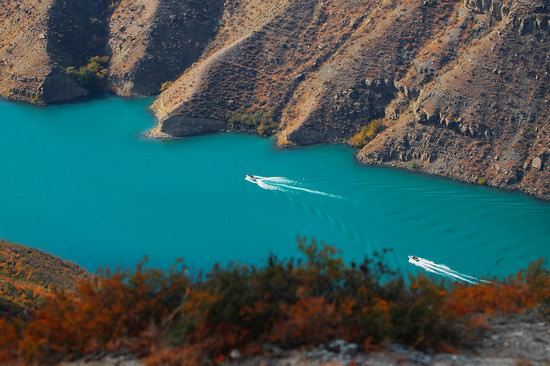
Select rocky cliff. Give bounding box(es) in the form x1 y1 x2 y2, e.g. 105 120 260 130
358 0 549 199
0 0 548 198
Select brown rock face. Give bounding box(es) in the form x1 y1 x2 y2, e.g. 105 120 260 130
0 0 87 104
151 0 548 199
358 0 549 199
0 0 222 103
108 0 222 96
0 0 116 104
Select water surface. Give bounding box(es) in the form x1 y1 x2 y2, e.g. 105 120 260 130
1 97 548 278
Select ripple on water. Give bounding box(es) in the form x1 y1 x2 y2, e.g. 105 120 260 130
0 97 548 279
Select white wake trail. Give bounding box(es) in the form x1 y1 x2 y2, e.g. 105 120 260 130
250 176 341 199
266 182 341 198
259 176 294 184
421 262 478 284
257 180 287 192
425 262 478 280
408 256 493 285
419 258 480 282
411 260 467 282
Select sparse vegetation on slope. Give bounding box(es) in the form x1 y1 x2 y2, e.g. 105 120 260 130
0 241 88 316
227 109 277 135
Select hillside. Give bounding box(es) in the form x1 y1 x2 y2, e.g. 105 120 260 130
0 0 548 198
150 0 549 199
0 0 221 102
0 240 87 316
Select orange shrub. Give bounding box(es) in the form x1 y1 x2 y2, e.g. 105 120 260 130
269 296 336 345
446 260 550 316
0 319 20 362
16 262 190 365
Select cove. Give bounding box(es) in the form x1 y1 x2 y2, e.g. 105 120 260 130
0 96 549 279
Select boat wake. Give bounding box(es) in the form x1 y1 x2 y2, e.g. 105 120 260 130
408 256 494 285
245 175 341 198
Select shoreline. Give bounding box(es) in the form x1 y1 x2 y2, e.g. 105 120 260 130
142 121 550 202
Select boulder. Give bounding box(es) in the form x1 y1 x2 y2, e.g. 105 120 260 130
531 157 542 170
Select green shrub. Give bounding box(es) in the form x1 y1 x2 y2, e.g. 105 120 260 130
29 95 40 105
226 109 277 135
349 119 384 147
65 56 110 90
160 81 173 93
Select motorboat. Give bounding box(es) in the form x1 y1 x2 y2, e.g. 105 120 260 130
408 255 419 262
245 175 259 183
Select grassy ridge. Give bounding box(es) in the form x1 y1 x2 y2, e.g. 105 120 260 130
0 238 548 365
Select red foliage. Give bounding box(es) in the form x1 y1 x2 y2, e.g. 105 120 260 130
268 296 336 345
15 263 189 365
445 260 550 316
0 319 20 362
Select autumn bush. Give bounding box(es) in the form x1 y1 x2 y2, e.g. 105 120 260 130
446 259 550 316
2 260 190 365
0 239 548 365
349 119 384 147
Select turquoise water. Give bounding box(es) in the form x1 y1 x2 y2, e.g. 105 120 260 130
0 96 549 279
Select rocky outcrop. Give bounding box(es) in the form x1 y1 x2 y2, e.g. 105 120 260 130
151 0 313 136
0 0 76 104
463 0 512 21
358 0 549 199
0 0 111 104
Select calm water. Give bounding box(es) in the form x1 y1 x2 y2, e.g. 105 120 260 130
0 97 549 279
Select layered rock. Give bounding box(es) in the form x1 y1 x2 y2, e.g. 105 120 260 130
358 0 549 199
463 0 512 20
